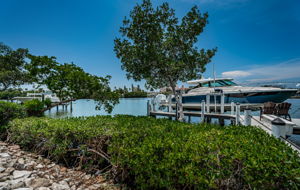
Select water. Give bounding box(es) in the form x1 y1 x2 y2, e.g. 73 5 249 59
44 98 300 119
44 98 150 118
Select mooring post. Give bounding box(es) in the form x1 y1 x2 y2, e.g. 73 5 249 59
235 103 240 125
244 109 251 126
151 98 156 112
206 94 210 113
271 118 286 138
147 100 150 116
201 100 205 123
231 101 235 115
221 94 225 114
168 95 172 113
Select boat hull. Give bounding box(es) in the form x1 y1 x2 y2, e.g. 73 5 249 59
182 90 297 104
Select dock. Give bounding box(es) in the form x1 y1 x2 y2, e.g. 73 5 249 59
148 92 300 155
160 103 262 111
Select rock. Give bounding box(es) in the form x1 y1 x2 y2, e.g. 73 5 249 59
35 164 44 169
0 182 9 190
9 145 20 150
60 167 67 172
13 170 32 179
36 187 51 190
4 167 14 174
14 188 33 190
10 178 25 189
18 158 25 165
0 167 5 173
29 178 51 188
47 163 55 168
0 173 10 182
0 153 10 158
51 182 70 190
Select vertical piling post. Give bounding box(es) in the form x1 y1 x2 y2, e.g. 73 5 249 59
206 94 210 113
231 101 235 115
235 103 240 125
168 95 172 113
244 109 251 126
70 100 73 112
147 100 150 116
201 100 205 123
151 98 156 112
221 94 225 114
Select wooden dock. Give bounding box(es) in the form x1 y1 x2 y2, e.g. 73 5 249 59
148 92 300 154
160 103 262 111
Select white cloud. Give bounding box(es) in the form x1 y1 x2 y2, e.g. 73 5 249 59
221 58 300 82
222 70 251 78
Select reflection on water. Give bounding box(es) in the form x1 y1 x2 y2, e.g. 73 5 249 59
44 98 300 119
44 98 150 118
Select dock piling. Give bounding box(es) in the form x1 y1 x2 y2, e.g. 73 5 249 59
221 94 225 114
201 100 205 123
235 103 240 125
231 101 235 115
244 110 251 126
206 95 210 113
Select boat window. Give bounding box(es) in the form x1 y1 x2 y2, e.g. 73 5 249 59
223 80 237 86
201 80 236 87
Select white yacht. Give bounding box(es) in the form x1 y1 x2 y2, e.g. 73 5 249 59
182 78 297 104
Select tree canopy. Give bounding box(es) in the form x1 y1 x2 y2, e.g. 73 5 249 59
0 43 29 91
114 0 217 94
0 42 119 113
26 54 119 113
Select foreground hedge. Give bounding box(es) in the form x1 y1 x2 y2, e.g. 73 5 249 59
8 116 300 189
0 101 26 135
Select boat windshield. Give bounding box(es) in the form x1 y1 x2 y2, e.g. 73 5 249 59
201 80 237 87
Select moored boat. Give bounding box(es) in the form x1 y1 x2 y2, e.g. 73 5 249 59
182 78 297 104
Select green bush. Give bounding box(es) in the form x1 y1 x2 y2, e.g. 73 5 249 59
44 98 52 108
23 99 45 116
0 90 25 100
0 101 26 135
123 91 147 98
8 116 300 189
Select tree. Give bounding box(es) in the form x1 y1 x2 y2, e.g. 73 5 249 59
0 42 29 91
114 0 216 95
26 55 119 113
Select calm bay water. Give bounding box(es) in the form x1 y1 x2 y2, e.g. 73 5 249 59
44 98 300 119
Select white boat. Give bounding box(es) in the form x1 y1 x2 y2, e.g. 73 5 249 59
182 78 297 104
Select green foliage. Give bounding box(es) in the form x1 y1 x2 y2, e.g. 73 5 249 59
0 101 26 134
44 98 52 108
26 55 120 113
114 0 217 94
0 42 29 91
7 116 300 189
23 99 45 116
123 91 147 98
0 89 25 100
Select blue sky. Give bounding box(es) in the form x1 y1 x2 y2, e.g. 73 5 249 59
1 0 300 88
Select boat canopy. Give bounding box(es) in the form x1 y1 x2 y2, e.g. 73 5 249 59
187 78 234 85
